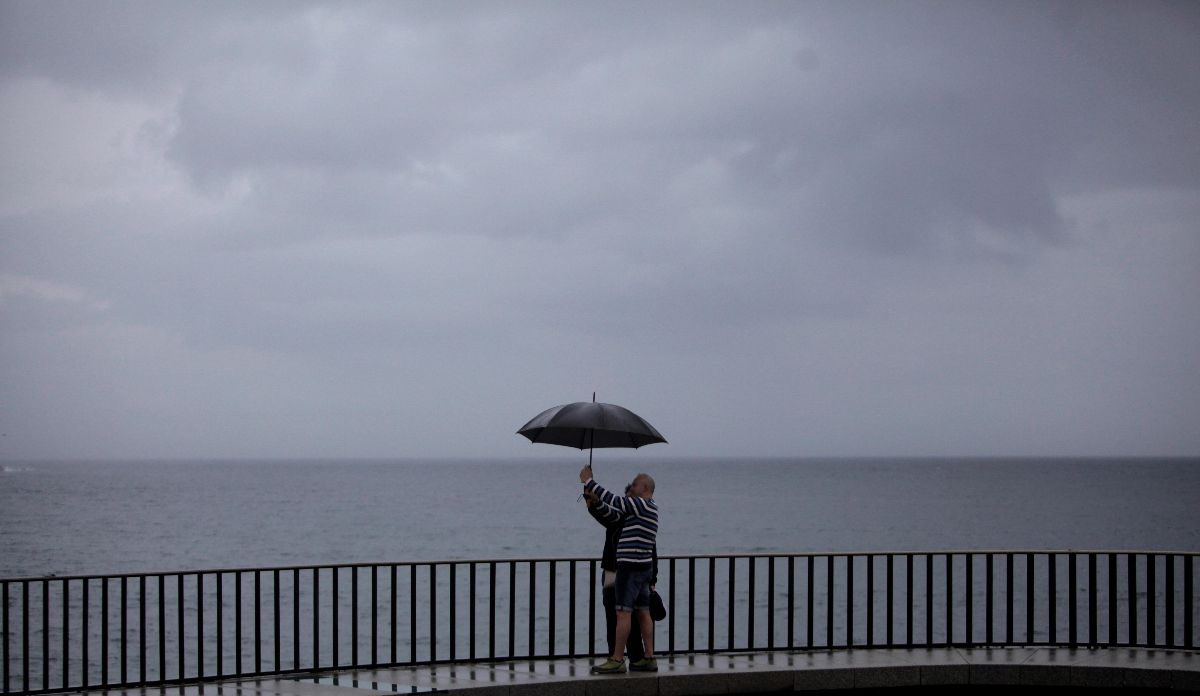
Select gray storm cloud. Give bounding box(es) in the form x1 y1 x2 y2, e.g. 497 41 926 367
1 1 1197 459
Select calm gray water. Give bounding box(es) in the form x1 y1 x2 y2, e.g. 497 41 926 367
3 457 1197 578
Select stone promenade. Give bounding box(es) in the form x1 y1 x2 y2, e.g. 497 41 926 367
68 647 1200 695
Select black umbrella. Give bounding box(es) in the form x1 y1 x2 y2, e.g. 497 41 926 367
516 393 667 468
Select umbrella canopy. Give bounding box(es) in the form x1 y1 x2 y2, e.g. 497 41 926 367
517 401 667 451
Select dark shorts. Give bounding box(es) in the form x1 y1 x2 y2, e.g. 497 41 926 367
614 564 652 613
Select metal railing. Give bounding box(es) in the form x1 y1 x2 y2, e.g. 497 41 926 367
2 550 1196 694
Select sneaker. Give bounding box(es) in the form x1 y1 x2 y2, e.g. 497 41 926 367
590 658 627 674
629 657 658 672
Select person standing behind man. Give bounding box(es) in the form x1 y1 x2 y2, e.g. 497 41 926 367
584 484 657 665
580 465 658 674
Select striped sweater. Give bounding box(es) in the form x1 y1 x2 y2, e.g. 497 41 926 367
583 478 658 567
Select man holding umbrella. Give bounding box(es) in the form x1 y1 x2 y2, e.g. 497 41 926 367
580 464 659 674
584 482 656 667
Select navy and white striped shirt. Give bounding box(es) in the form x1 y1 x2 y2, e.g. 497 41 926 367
583 478 658 567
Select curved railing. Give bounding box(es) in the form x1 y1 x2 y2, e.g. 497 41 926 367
2 550 1197 694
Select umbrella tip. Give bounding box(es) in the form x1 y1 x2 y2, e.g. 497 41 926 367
592 391 596 402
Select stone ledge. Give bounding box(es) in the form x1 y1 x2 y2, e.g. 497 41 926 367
918 664 970 686
1172 670 1200 691
852 666 922 689
793 668 855 691
492 659 1198 695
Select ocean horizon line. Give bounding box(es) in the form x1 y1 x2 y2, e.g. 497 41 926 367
3 454 1197 465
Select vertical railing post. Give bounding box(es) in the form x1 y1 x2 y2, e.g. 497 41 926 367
767 556 775 650
846 555 853 647
1148 555 1157 647
1185 555 1194 648
431 564 438 662
748 556 756 650
471 562 479 660
1166 555 1175 648
41 579 48 692
786 556 794 650
351 567 358 666
218 573 225 677
115 577 126 684
1068 553 1077 646
1048 554 1057 645
1088 554 1097 647
866 555 874 647
946 554 954 646
2 581 8 694
388 565 395 666
1108 554 1117 646
254 571 261 674
198 574 204 679
669 557 677 654
965 554 974 646
451 563 458 661
179 574 186 681
566 561 575 657
708 557 716 652
410 565 418 663
291 568 298 672
333 568 340 669
547 561 554 657
236 571 243 676
690 557 697 652
526 561 534 658
925 555 933 646
826 556 834 648
986 554 994 645
1128 554 1138 646
1005 553 1014 645
728 556 736 650
372 565 379 666
1026 553 1034 645
507 562 516 658
886 554 894 647
905 555 913 647
272 570 280 673
159 575 167 683
83 579 90 689
586 560 594 657
23 581 30 694
312 568 319 670
489 562 497 659
61 579 69 691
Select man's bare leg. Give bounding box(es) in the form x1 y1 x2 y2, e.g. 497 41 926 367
612 609 631 661
636 608 654 657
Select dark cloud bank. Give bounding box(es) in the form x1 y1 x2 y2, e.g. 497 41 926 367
1 2 1197 459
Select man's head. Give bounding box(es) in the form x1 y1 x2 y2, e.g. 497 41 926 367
630 473 655 499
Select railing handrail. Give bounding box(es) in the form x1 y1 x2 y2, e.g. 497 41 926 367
4 548 1198 583
4 549 1197 695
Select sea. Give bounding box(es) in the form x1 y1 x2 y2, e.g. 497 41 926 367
2 457 1197 579
2 457 1198 686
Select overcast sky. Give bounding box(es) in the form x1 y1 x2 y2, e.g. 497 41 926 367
1 1 1197 460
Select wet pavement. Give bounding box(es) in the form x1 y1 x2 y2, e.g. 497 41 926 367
64 647 1200 694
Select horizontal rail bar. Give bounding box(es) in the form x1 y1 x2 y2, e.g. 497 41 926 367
7 550 1197 583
